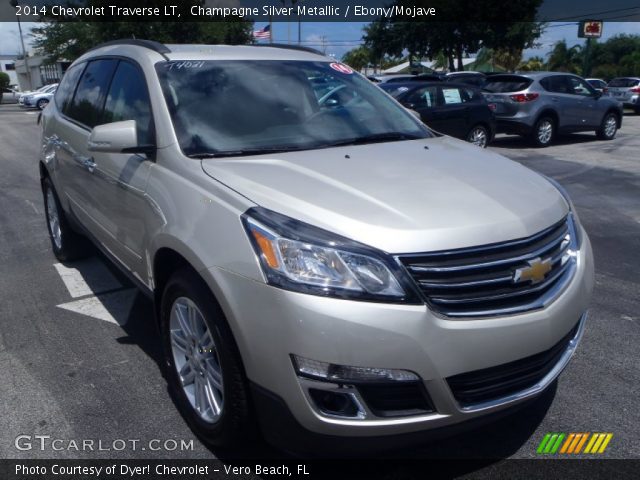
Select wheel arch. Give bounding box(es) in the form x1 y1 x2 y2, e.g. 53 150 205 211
535 109 559 130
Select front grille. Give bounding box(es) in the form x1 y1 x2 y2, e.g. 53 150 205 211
398 216 577 317
356 382 435 417
446 320 580 407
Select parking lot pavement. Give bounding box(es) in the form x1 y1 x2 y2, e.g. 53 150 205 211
0 104 638 464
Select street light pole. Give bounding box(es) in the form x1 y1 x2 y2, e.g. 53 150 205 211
10 0 33 90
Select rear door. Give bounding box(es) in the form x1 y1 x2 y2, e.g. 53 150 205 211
436 85 473 138
55 59 119 248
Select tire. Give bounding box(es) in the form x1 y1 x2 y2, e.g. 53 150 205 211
596 112 618 140
161 268 254 447
36 98 49 110
42 177 91 262
530 116 555 147
466 124 489 148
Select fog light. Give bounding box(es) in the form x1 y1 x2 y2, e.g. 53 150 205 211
291 355 419 383
308 389 360 417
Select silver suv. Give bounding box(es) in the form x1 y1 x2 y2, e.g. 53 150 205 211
483 72 622 147
607 77 640 113
39 40 594 451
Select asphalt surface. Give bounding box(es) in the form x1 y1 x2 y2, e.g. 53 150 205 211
0 104 638 468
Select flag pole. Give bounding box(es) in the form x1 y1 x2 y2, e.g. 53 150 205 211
269 14 273 43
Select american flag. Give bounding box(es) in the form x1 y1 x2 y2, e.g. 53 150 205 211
253 25 271 40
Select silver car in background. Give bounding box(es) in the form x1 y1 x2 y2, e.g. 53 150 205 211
483 72 623 147
607 77 640 113
20 83 58 109
39 40 594 452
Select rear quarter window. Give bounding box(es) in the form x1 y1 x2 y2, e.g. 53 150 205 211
483 76 533 93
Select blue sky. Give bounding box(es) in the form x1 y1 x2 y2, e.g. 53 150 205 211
2 21 639 62
256 21 640 61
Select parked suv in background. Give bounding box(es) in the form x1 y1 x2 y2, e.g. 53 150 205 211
39 40 594 452
607 77 640 113
483 72 622 146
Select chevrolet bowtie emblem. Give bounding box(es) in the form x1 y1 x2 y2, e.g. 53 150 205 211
513 257 553 284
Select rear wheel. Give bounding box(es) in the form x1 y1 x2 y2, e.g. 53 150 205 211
42 177 90 262
161 269 254 447
530 116 555 147
466 124 489 148
596 112 618 140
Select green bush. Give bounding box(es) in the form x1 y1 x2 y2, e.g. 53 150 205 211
0 71 10 103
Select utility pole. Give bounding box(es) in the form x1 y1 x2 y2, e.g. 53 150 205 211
320 35 327 54
10 0 32 90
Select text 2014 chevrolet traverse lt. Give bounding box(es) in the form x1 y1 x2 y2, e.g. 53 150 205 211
39 40 594 451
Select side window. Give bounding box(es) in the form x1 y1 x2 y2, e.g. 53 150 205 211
66 59 117 128
567 77 594 96
540 76 571 94
405 86 438 107
102 61 153 145
54 63 85 112
441 87 464 105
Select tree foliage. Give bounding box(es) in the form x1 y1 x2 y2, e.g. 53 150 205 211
31 1 253 62
0 71 10 102
363 0 544 71
341 46 373 72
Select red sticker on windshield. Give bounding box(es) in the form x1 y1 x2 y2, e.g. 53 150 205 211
330 62 354 74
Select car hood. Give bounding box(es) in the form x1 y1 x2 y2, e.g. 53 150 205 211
201 136 568 253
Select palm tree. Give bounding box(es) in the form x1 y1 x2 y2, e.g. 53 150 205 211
546 41 582 73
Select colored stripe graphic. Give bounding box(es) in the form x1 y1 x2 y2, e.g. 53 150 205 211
598 433 613 453
537 433 552 454
573 433 590 453
538 433 612 455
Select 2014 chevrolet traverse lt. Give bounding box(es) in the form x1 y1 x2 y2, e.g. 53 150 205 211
39 40 594 450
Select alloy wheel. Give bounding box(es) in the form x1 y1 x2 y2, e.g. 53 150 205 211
46 187 62 250
169 297 224 423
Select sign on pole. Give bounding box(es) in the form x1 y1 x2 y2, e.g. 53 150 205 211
578 20 603 38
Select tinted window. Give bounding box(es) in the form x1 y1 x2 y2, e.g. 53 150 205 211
66 59 117 127
483 75 532 92
405 85 439 107
102 61 153 144
55 64 84 112
540 76 571 94
608 78 640 88
379 84 412 98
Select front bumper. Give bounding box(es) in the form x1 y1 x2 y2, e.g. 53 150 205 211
205 229 594 442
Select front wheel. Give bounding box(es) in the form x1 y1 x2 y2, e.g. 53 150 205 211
161 269 254 447
530 117 555 147
596 112 618 140
466 124 489 148
36 98 49 110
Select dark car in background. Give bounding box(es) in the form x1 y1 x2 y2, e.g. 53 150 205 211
482 72 623 147
607 77 640 113
381 82 496 147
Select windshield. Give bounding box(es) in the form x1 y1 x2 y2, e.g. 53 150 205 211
155 60 430 157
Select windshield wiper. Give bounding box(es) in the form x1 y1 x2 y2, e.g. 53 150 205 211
321 132 424 148
187 145 307 159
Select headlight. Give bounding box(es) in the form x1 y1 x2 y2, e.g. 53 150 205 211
242 207 420 303
544 175 583 248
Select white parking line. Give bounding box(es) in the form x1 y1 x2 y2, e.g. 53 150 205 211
54 259 122 298
54 258 137 325
57 289 137 325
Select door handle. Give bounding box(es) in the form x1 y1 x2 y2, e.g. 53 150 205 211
551 97 559 102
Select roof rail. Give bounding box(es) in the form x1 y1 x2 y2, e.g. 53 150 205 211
253 43 325 57
88 39 171 59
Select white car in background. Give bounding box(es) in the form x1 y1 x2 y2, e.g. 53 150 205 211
20 83 58 110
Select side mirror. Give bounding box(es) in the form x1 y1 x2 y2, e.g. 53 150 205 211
594 90 603 99
88 120 153 155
